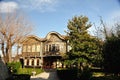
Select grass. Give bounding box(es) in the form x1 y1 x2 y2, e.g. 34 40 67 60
93 72 105 77
17 68 44 75
91 68 120 80
91 75 120 80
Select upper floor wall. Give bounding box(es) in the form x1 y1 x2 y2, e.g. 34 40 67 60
21 31 68 57
43 31 67 56
22 35 42 57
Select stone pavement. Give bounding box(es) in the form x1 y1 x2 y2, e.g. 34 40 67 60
30 69 59 80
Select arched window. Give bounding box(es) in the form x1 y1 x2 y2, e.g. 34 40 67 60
27 59 29 65
32 59 34 66
37 59 39 66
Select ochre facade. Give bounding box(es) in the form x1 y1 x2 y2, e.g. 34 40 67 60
21 31 68 68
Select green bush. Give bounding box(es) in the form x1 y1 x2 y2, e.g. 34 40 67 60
7 62 21 74
57 67 92 80
7 62 43 75
78 67 92 80
6 74 31 80
57 68 77 80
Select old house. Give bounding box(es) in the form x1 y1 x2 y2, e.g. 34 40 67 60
21 31 68 68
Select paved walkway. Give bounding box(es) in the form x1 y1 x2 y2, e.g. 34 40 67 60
30 70 59 80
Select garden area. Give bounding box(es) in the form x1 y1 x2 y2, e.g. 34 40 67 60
6 62 43 80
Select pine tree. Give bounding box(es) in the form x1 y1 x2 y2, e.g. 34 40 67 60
66 16 100 68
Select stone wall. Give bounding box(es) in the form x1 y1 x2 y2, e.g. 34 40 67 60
0 57 9 80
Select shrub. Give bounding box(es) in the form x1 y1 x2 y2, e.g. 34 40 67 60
78 67 92 80
7 62 21 74
57 68 77 80
6 74 31 80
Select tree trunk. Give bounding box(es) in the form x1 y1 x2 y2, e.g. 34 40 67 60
8 44 12 63
8 47 12 63
1 42 7 63
79 63 84 71
6 40 12 63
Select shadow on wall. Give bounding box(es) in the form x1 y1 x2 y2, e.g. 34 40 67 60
0 56 9 80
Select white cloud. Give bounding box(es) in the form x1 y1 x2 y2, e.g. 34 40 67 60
0 0 58 13
17 0 58 12
0 1 18 13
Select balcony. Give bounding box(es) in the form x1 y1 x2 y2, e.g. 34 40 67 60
22 52 40 57
43 51 61 57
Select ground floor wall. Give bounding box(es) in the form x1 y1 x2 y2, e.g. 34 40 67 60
23 56 62 69
43 56 62 69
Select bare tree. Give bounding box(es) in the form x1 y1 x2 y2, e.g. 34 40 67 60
93 17 113 40
0 13 33 63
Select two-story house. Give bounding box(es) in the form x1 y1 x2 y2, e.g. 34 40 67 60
21 31 68 68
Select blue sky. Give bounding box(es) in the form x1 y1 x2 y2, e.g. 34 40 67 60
0 0 120 37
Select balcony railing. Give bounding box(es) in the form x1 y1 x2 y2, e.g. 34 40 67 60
43 51 61 56
22 52 40 57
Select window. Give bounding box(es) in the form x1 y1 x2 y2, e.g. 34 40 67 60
47 44 60 52
23 45 26 52
49 45 51 51
46 45 48 52
56 44 60 51
32 44 36 52
32 59 34 66
27 45 31 52
52 44 55 51
36 45 40 52
27 59 29 65
37 59 39 66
